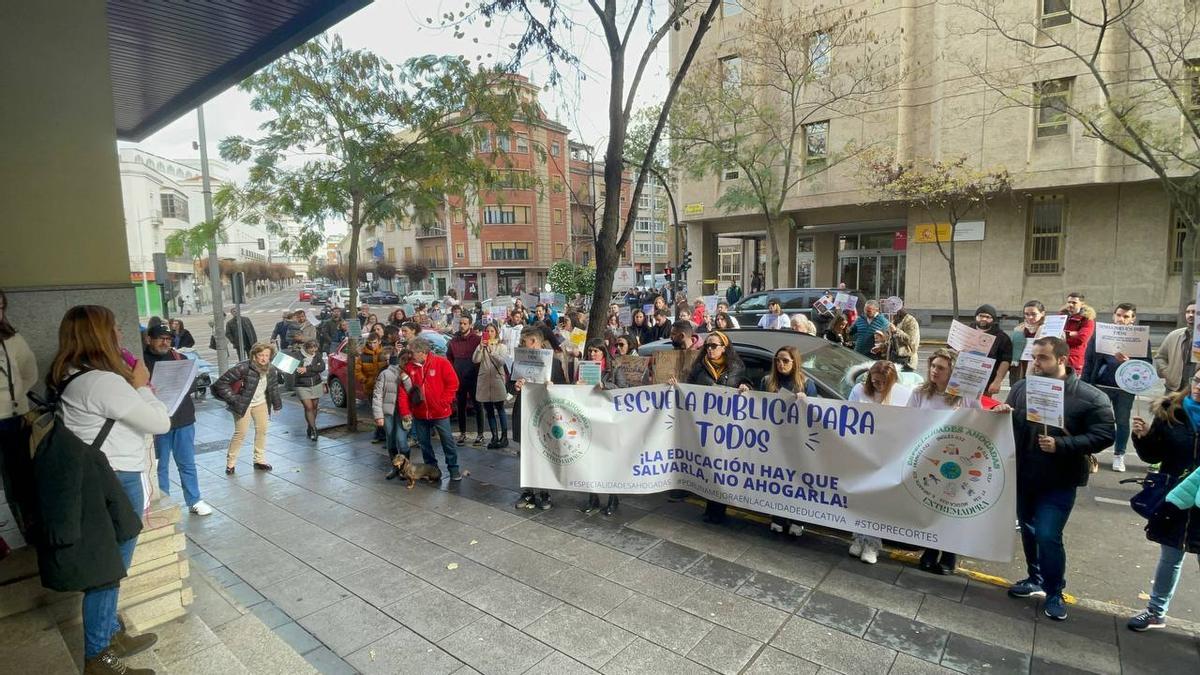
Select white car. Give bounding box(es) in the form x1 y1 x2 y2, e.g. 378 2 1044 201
405 290 437 305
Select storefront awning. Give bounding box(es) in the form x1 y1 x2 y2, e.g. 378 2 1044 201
108 0 371 140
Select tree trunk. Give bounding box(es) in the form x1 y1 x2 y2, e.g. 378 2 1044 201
766 213 783 289
345 213 362 431
947 237 959 323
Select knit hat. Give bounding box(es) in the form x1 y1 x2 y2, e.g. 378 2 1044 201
974 304 998 320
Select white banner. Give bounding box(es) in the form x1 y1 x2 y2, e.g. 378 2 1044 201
520 383 1017 561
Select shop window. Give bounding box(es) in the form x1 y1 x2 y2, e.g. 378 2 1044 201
1027 195 1066 274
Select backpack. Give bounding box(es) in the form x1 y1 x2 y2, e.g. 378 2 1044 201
24 369 116 460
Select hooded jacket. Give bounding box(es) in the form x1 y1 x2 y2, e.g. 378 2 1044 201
371 364 413 420
405 353 459 420
1063 306 1096 372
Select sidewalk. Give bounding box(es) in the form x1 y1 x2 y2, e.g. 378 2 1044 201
176 398 1200 675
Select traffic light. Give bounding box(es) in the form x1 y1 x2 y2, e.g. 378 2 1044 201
680 251 693 274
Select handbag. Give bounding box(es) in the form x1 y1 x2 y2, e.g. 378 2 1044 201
1124 472 1179 520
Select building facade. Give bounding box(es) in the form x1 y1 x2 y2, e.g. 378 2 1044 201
671 0 1189 321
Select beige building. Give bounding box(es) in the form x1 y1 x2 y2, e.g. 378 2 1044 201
671 0 1191 321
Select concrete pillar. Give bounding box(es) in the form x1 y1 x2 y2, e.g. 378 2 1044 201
1 2 140 368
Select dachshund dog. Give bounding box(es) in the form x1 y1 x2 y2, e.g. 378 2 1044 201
392 455 442 488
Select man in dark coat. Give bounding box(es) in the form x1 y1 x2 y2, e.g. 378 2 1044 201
972 304 1013 396
224 307 256 359
143 325 212 516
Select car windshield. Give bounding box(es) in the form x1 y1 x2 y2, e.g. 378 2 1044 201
802 344 874 399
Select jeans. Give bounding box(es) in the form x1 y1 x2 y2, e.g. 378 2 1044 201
483 401 508 436
82 470 142 660
1148 543 1199 616
383 415 409 459
413 416 459 472
154 424 200 507
1105 388 1134 455
455 385 483 436
1017 486 1077 597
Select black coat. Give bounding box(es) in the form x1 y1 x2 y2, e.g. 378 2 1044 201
143 347 196 428
225 316 257 354
686 358 749 389
1007 371 1115 493
288 348 326 388
211 361 282 417
1134 406 1200 552
32 422 142 592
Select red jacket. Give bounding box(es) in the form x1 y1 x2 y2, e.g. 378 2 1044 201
1063 308 1095 373
405 353 459 420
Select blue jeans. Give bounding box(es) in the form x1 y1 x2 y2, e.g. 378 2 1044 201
413 417 458 472
1148 543 1199 616
154 424 201 507
1105 388 1133 455
1017 486 1076 597
383 415 409 459
82 470 142 660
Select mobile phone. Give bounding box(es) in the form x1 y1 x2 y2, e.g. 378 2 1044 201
120 348 138 369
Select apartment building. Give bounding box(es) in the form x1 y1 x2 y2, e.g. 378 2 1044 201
671 0 1191 320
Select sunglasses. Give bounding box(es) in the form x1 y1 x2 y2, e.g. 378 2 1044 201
704 343 723 350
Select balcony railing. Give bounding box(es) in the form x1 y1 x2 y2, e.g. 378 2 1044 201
417 225 447 238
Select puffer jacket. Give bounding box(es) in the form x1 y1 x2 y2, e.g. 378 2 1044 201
372 365 413 420
1006 370 1115 493
405 353 459 420
686 357 749 389
472 341 509 403
289 348 326 388
1135 403 1200 553
1063 306 1096 373
355 343 386 396
211 361 282 418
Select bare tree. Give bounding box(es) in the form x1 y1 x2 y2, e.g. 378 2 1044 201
959 0 1200 321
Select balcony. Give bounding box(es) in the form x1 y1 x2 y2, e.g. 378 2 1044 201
421 257 448 268
416 225 447 238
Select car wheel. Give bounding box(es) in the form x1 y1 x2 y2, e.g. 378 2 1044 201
328 377 347 408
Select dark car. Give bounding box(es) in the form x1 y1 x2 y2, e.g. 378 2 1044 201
639 329 910 399
310 288 331 305
729 288 864 328
364 290 400 305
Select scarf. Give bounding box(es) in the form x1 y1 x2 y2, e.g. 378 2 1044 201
704 331 730 382
1182 395 1200 431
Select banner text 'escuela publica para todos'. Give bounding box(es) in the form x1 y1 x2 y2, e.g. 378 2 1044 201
519 383 1018 562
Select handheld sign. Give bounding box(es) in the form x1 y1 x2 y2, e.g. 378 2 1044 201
511 348 553 382
946 351 996 399
704 295 719 315
643 303 655 317
271 352 300 375
618 306 632 327
947 320 997 355
651 350 699 384
1025 375 1066 429
570 328 587 347
881 296 904 315
615 355 650 386
834 292 856 311
577 360 603 386
1095 322 1150 357
1115 360 1159 395
1020 314 1068 361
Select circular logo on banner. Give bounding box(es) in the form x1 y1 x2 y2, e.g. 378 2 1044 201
1115 360 1158 395
903 425 1005 519
531 397 592 465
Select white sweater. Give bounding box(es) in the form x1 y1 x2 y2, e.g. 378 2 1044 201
60 370 171 472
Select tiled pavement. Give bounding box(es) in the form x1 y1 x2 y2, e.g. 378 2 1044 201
176 398 1200 675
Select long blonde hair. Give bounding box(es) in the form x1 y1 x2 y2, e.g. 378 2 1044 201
764 346 807 393
917 348 961 406
49 305 133 388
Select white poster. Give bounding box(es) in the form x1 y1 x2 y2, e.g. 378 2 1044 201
1025 375 1065 429
834 292 856 311
946 352 996 399
881 296 904 315
149 358 199 416
271 351 300 375
1115 360 1159 395
1094 322 1150 357
511 348 553 382
614 267 638 289
618 306 632 327
703 295 719 315
947 320 996 355
1020 314 1068 361
520 383 1018 561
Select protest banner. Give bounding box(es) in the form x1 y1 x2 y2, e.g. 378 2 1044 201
614 355 650 386
570 328 587 348
618 306 632 327
947 320 996 355
511 348 553 382
614 267 637 288
577 361 602 386
650 350 698 384
520 383 1017 561
643 303 655 316
946 352 995 399
834 292 856 311
1094 322 1150 357
1025 375 1065 429
1021 314 1068 361
522 293 539 309
704 295 719 315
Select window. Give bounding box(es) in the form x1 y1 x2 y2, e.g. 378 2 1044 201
491 169 532 190
1036 78 1072 138
516 135 529 152
550 141 561 156
554 208 564 225
721 140 740 181
718 245 742 287
551 177 563 193
486 242 532 261
804 121 829 163
1188 59 1200 113
808 32 832 77
454 209 464 224
1041 0 1070 28
1026 195 1066 274
497 134 511 152
455 243 464 260
720 55 741 89
387 247 396 262
722 0 743 18
385 221 395 232
638 195 651 209
404 246 413 262
635 219 665 233
483 205 532 224
555 243 566 258
160 192 189 220
479 133 492 153
634 242 667 256
1170 212 1199 274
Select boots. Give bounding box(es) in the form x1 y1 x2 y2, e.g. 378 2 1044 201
581 494 601 514
110 624 158 658
602 495 619 517
84 647 154 675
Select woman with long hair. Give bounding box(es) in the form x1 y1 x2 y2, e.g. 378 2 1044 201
761 346 816 538
47 305 169 672
1124 380 1200 631
614 334 639 357
472 323 511 449
713 312 736 332
0 289 37 550
682 331 750 524
168 318 195 349
909 348 980 575
212 342 282 474
389 307 408 327
824 312 849 347
290 339 325 441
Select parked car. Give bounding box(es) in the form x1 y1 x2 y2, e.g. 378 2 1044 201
729 288 864 328
405 290 437 306
363 290 400 305
298 288 313 301
325 338 356 408
309 288 331 305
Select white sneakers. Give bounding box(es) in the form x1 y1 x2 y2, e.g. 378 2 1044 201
849 539 863 558
189 500 213 516
850 536 879 564
1112 456 1126 472
860 543 878 564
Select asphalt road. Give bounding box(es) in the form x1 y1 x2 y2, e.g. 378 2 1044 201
180 290 1198 622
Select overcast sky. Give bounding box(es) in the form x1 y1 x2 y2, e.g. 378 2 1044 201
120 1 671 235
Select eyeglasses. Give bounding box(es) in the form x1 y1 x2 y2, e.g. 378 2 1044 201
704 343 722 350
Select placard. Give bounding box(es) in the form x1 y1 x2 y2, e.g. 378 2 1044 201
947 320 997 355
570 328 587 347
1020 314 1068 361
881 296 904 315
271 352 300 375
834 292 856 311
650 349 699 384
618 306 632 327
511 348 553 382
1025 375 1065 429
345 319 362 338
614 267 637 288
703 295 719 315
946 351 996 399
577 360 603 386
643 304 655 316
1115 360 1159 395
1094 322 1150 357
149 358 199 416
615 355 650 386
